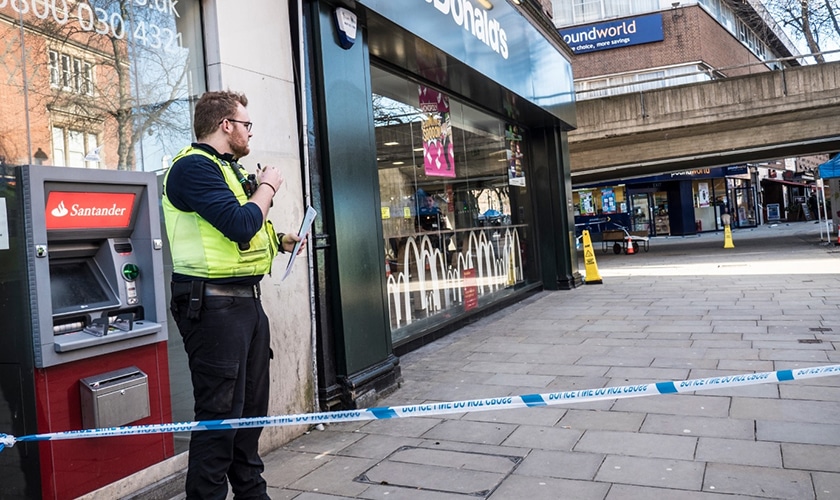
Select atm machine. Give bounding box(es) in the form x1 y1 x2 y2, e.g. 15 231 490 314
0 165 173 499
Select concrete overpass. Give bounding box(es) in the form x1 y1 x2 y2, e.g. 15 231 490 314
568 61 840 185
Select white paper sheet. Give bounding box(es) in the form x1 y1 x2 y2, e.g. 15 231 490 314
282 205 317 281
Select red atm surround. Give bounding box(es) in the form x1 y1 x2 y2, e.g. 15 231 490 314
34 344 173 499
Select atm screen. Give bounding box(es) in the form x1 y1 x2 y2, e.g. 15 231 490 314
50 260 118 315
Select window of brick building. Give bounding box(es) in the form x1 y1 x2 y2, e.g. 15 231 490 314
3 1 206 170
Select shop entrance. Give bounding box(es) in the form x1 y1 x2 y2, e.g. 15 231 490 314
732 184 757 227
628 190 669 236
652 191 670 236
630 193 652 234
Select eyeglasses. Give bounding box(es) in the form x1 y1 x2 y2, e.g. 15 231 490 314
220 118 253 132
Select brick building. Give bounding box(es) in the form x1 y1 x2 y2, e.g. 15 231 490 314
0 8 126 169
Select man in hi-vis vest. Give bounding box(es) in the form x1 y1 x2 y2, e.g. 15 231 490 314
163 90 302 500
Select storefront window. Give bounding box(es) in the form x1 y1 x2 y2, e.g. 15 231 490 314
372 66 535 345
0 0 205 172
731 178 756 227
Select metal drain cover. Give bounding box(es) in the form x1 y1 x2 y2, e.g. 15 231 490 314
354 446 522 497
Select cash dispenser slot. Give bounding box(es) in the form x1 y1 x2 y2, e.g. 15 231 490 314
49 240 160 352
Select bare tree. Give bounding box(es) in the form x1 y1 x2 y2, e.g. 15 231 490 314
5 0 193 169
758 0 840 63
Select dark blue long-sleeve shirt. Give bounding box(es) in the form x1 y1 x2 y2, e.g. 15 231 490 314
165 143 264 284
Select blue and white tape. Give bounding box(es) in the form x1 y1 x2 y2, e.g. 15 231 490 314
2 364 839 451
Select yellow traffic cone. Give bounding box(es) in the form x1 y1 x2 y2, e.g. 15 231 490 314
581 230 603 285
723 225 735 249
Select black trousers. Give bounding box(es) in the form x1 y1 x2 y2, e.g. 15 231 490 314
171 292 271 500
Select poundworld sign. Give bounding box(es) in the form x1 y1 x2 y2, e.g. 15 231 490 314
560 13 663 54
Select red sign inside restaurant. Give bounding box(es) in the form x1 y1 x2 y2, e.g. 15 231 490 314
462 268 478 311
45 191 135 230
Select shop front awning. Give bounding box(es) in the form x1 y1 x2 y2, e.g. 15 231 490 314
761 178 810 187
818 155 840 179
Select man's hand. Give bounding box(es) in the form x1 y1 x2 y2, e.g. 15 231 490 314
281 232 307 255
251 164 284 219
257 164 284 192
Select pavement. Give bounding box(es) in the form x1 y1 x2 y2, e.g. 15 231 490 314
222 222 840 499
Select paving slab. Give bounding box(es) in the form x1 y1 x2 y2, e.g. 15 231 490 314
420 419 518 446
730 398 840 424
357 459 508 497
812 472 840 500
702 463 814 498
358 484 475 500
460 406 566 427
559 409 645 432
756 420 840 446
500 425 583 451
262 449 337 489
604 483 771 500
640 414 754 439
781 443 840 473
610 393 731 417
336 434 424 460
594 455 704 490
513 449 604 480
286 456 374 497
573 430 697 460
487 474 610 500
695 437 782 467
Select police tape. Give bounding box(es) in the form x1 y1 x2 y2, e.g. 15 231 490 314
2 363 840 452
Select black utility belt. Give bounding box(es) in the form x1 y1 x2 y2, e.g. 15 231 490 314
172 281 260 299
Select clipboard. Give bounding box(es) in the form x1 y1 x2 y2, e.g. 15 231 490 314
282 205 317 281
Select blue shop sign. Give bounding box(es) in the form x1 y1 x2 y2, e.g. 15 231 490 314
560 13 664 54
575 166 748 189
356 0 575 124
635 166 748 183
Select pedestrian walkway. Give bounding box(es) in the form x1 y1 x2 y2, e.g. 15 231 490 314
222 222 840 499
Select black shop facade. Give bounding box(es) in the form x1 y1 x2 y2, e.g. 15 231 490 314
299 0 579 410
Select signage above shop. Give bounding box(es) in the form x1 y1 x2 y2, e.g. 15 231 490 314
574 165 749 189
559 14 664 54
424 0 509 59
357 0 576 126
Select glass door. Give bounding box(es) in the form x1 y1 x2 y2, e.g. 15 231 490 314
630 193 651 234
733 185 756 227
653 191 670 236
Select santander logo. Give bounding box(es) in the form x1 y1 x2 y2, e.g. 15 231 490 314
46 191 136 230
51 201 69 218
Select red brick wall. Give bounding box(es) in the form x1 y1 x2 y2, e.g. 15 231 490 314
571 5 768 80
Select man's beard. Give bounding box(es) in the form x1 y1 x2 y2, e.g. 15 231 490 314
231 140 250 159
